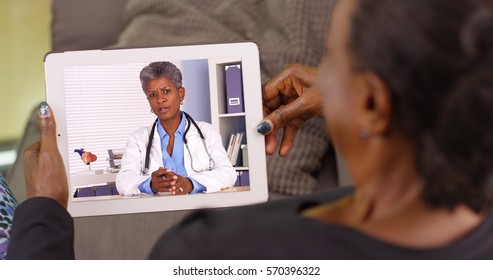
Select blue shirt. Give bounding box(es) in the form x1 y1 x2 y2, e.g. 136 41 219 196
138 112 207 194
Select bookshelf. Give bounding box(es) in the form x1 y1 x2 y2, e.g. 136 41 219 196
209 58 250 186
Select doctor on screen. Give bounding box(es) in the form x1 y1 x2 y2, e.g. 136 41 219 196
116 61 236 196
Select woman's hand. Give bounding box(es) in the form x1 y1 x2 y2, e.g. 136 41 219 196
150 167 177 193
23 102 69 208
170 175 193 195
150 168 192 195
257 64 323 157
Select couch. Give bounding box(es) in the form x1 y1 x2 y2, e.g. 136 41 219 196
7 0 351 259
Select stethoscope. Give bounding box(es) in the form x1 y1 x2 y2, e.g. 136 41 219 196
142 111 215 175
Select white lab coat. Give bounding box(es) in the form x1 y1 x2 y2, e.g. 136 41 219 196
116 120 237 196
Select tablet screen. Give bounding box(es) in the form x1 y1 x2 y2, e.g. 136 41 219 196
45 43 268 217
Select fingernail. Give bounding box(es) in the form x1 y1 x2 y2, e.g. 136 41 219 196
256 120 273 135
39 102 51 117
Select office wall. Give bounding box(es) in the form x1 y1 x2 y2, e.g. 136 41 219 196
181 59 212 123
0 0 52 142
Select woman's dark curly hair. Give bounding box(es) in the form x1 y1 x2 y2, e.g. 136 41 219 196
349 0 493 212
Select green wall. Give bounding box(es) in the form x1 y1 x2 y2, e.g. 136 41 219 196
0 0 51 142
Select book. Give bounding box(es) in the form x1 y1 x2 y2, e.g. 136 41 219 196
226 133 236 161
225 132 245 165
231 132 244 166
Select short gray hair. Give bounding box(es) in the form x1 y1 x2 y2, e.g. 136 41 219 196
139 61 182 93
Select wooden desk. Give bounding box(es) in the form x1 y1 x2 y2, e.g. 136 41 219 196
219 186 250 192
73 186 251 202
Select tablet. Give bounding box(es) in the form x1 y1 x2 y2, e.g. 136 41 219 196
44 42 268 217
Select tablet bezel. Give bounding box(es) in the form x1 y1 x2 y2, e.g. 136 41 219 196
44 42 268 217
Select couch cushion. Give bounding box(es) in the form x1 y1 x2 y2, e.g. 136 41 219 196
51 0 127 51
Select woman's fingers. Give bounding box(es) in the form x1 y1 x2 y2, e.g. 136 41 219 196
170 176 191 195
151 168 178 191
24 102 69 208
258 65 322 157
38 102 58 152
258 95 316 156
262 64 318 102
257 97 306 135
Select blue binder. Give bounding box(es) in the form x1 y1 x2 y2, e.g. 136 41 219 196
225 65 244 113
76 187 95 197
239 171 250 186
95 185 113 196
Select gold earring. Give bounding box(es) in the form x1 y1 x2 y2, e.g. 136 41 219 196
150 109 154 113
180 100 183 105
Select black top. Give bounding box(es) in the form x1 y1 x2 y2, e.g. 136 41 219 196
7 197 74 260
7 187 493 259
151 187 493 259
